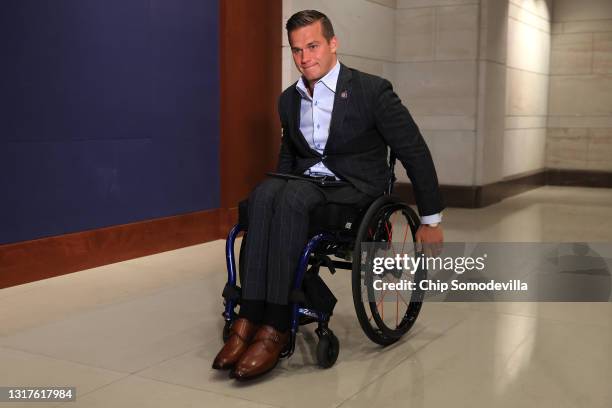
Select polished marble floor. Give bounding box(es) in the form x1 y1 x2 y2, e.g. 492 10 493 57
1 186 612 407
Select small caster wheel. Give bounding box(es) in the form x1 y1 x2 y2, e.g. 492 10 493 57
222 321 232 343
316 332 339 368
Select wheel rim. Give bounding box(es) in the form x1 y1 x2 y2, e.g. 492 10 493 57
354 201 425 341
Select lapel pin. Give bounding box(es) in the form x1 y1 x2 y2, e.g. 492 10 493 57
340 90 348 99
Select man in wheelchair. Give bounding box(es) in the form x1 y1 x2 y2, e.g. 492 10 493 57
213 9 444 380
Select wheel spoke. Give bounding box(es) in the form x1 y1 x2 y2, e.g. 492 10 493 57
397 290 410 306
384 219 392 241
396 292 399 327
389 269 411 306
401 221 409 254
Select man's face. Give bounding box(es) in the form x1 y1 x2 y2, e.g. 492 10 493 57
288 21 338 84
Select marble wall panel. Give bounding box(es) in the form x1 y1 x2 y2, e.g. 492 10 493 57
550 33 592 75
503 128 547 176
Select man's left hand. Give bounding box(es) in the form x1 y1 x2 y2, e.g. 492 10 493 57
415 224 444 257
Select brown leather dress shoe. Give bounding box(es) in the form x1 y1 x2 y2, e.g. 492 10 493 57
231 325 289 380
212 318 259 370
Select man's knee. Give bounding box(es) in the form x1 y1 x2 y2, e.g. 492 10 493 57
250 178 286 206
276 180 323 214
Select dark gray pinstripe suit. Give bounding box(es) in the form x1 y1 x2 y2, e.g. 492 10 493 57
242 63 444 305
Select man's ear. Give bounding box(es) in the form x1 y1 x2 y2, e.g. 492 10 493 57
329 36 338 53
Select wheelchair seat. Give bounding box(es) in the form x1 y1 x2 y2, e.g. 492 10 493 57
237 197 370 237
309 202 369 236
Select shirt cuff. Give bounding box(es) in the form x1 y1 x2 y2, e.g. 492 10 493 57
420 213 442 225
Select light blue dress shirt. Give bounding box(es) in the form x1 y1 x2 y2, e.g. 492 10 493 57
295 60 339 178
295 60 441 225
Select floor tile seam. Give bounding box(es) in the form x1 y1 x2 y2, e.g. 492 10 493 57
119 257 218 276
85 274 210 302
470 305 612 330
130 339 215 377
438 309 610 386
0 344 131 377
459 306 611 362
0 344 276 405
125 373 286 408
479 326 540 386
0 278 213 340
2 251 212 303
501 332 612 375
485 310 573 397
53 372 133 406
333 314 471 407
335 315 536 408
0 297 155 339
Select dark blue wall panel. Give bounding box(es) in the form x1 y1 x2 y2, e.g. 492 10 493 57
0 0 219 244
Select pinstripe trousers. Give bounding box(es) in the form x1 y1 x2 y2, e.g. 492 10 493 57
241 177 370 305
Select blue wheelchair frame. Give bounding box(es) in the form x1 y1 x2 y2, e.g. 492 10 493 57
222 153 406 361
226 226 357 358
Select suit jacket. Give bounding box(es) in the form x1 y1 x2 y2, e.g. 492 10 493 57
276 63 444 217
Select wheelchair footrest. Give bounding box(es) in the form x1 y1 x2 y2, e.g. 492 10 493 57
293 274 337 316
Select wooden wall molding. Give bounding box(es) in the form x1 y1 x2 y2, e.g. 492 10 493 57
546 169 612 188
395 169 612 209
0 209 222 289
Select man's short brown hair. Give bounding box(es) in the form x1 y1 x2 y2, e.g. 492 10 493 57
285 10 335 42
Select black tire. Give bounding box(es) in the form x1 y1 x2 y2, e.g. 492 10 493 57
352 196 426 346
316 332 340 368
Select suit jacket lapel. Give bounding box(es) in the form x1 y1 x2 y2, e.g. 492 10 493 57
326 63 352 153
290 87 316 154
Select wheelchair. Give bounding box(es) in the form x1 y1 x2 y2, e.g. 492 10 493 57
221 153 427 368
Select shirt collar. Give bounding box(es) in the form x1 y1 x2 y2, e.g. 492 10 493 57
296 59 340 98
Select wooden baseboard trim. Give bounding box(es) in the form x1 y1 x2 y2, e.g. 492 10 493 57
218 207 239 239
0 209 222 289
478 171 547 207
394 183 481 208
546 169 612 188
395 169 611 209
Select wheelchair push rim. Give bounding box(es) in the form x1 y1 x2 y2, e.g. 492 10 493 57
352 196 426 346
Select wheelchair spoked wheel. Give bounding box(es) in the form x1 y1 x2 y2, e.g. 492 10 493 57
352 196 426 346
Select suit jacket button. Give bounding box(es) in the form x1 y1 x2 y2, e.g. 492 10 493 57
322 155 327 160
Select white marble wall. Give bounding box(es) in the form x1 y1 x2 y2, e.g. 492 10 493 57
476 0 508 185
281 0 612 188
394 1 480 185
548 0 612 171
503 0 552 178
